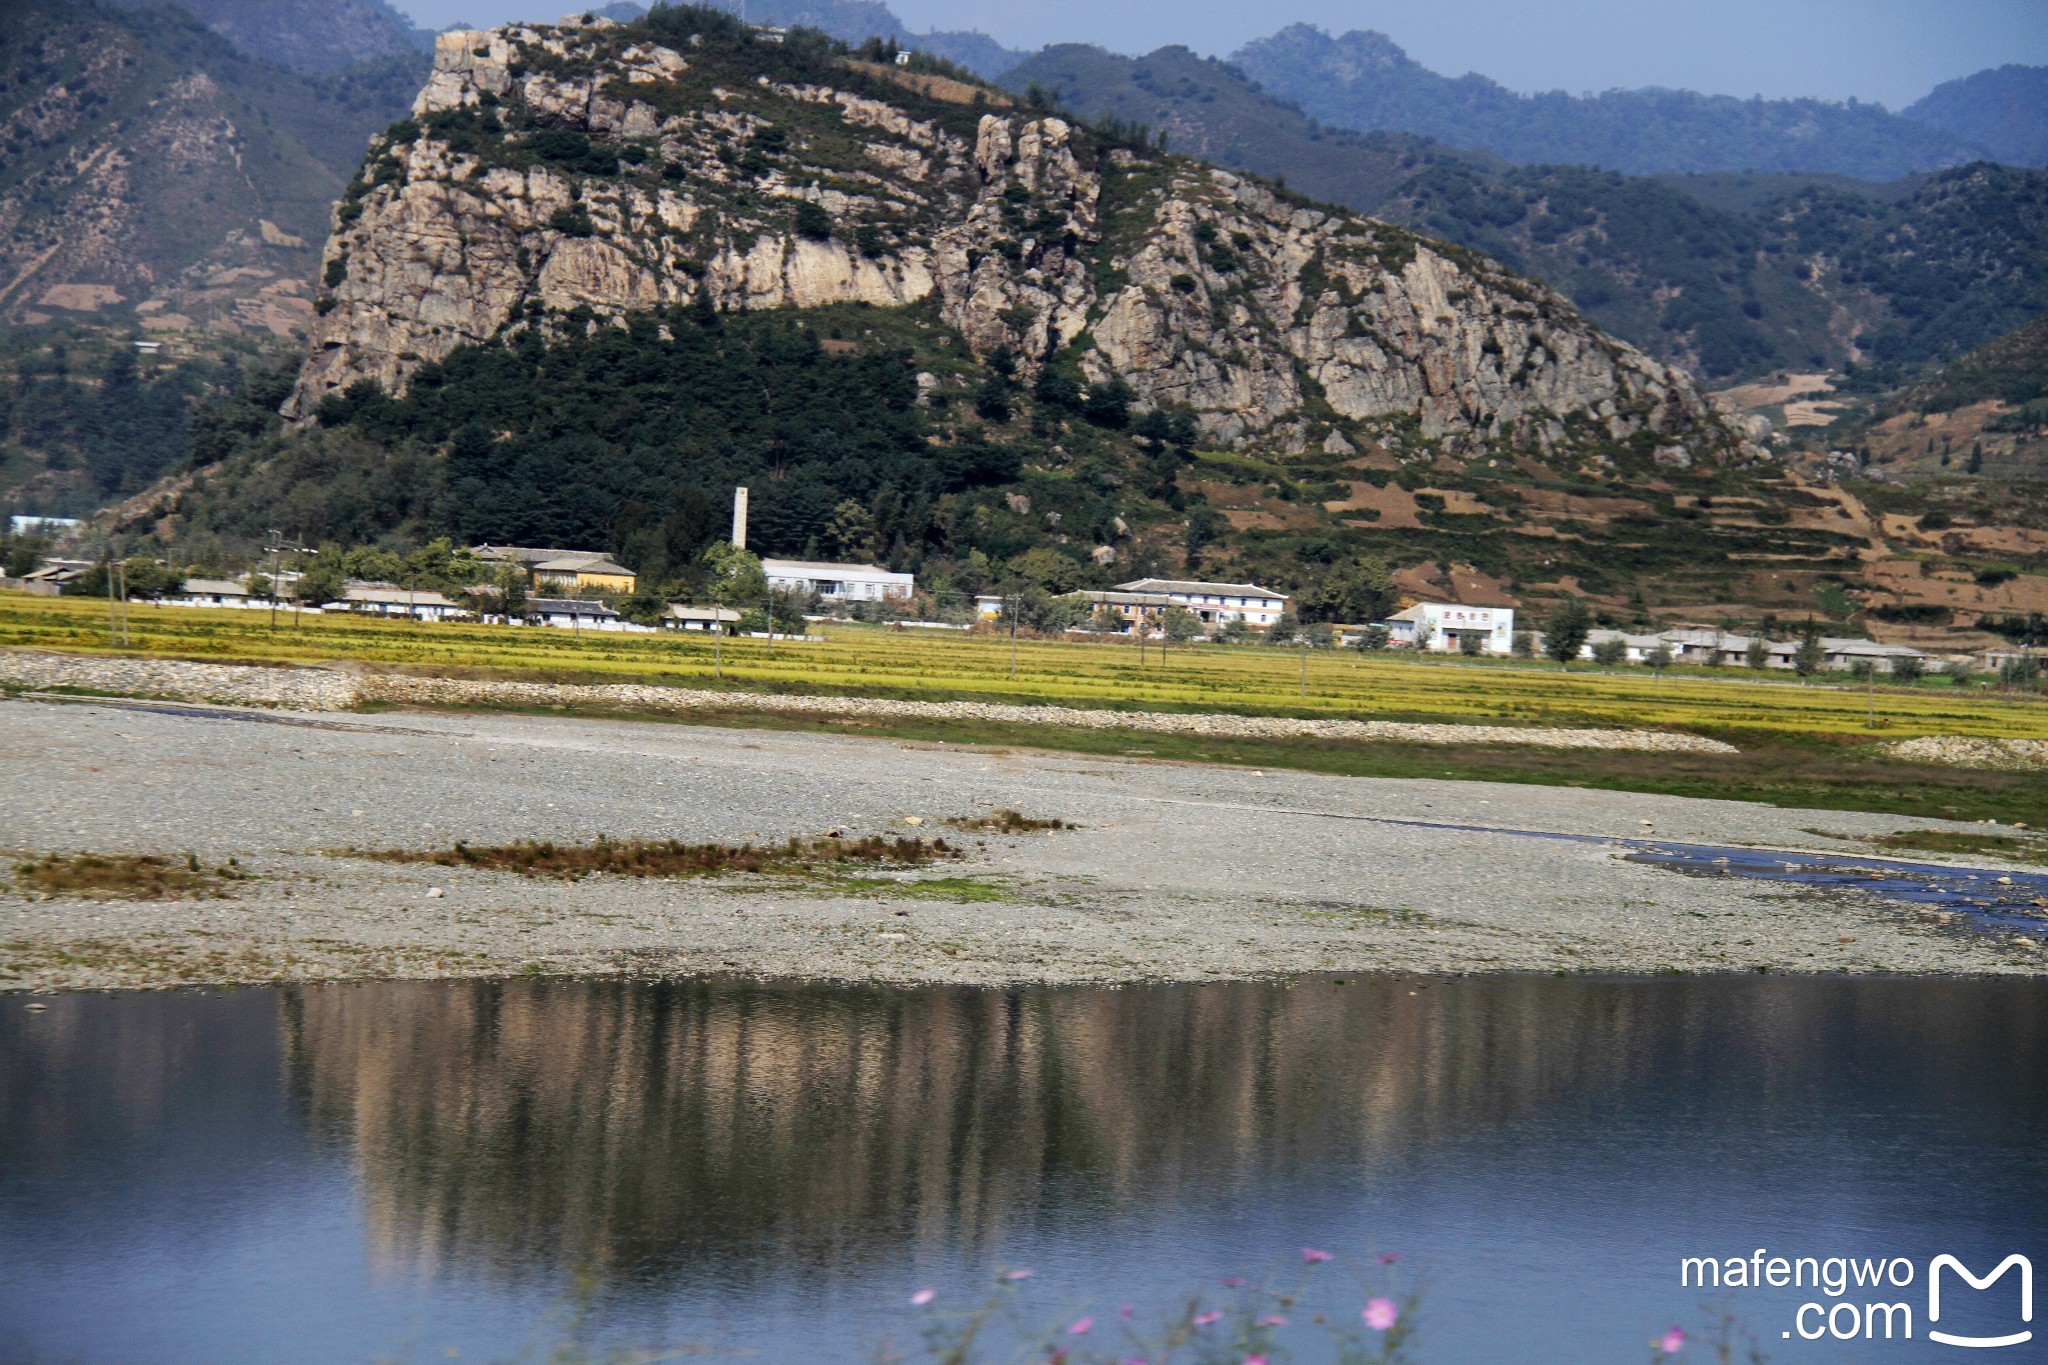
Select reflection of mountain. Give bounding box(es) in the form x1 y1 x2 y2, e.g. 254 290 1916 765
276 976 2048 1286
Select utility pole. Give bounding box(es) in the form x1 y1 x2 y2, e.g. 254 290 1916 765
103 548 119 647
1299 633 1308 699
1008 588 1019 677
266 529 284 632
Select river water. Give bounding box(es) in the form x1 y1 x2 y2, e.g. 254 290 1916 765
2 975 2043 1362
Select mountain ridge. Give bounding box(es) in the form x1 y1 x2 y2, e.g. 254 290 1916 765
1228 24 2003 180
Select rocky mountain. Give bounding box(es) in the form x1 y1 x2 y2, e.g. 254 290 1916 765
1006 42 2048 385
143 4 1930 626
287 9 1747 475
104 0 430 74
1228 25 1994 180
1903 66 2048 169
0 0 428 515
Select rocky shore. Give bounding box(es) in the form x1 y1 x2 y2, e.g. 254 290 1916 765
2 692 2043 993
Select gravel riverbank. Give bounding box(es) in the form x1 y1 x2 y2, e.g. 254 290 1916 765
0 648 1735 754
2 692 2041 992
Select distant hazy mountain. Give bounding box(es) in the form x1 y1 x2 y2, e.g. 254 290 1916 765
1007 42 2048 383
104 0 430 73
1905 66 2048 168
597 0 1026 76
1229 24 1992 180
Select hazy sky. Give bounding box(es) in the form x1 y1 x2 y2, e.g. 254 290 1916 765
395 0 2047 108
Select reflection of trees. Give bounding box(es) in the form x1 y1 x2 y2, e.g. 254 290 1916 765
277 977 2048 1286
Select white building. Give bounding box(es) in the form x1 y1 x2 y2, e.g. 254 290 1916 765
1383 603 1515 654
1111 578 1290 629
164 578 257 609
341 583 471 622
663 604 742 633
763 559 913 603
527 597 651 632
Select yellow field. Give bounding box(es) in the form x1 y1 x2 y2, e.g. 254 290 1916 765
4 589 2044 740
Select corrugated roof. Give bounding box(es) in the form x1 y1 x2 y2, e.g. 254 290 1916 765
1114 578 1284 598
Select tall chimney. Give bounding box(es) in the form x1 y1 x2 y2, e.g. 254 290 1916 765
731 486 749 549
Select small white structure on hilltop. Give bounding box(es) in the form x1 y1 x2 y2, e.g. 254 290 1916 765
1383 603 1515 654
9 515 83 537
764 559 913 603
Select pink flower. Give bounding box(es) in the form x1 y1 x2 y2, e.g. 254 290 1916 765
1659 1327 1686 1355
1117 1305 1135 1320
1192 1311 1223 1327
1302 1248 1333 1264
1067 1318 1093 1336
909 1288 936 1306
1363 1298 1399 1332
1377 1252 1400 1265
1244 1356 1268 1365
1221 1276 1246 1288
1004 1268 1034 1282
1257 1315 1288 1327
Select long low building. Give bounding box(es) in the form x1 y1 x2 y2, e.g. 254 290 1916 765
1573 627 1930 672
1109 578 1290 629
764 559 913 603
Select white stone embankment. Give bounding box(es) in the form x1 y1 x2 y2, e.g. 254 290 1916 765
0 649 1737 755
1880 735 2048 771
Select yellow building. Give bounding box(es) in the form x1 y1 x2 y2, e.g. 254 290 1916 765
472 546 637 595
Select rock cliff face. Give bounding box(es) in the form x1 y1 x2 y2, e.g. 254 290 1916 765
289 14 1752 465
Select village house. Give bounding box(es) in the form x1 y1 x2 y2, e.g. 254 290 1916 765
1074 589 1179 632
1382 603 1516 654
340 583 471 622
1109 578 1291 629
527 597 652 632
1578 629 1668 662
763 559 914 603
473 546 637 594
663 604 743 633
164 578 257 609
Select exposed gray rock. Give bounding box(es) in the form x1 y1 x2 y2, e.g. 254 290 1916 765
285 20 1749 469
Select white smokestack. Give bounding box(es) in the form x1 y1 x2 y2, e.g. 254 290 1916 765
732 486 749 549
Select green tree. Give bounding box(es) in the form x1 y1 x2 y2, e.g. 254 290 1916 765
246 572 275 601
1458 630 1485 656
1793 622 1827 679
344 545 405 583
1942 659 1976 687
822 499 876 562
1592 637 1629 666
1302 620 1336 649
702 541 765 606
1162 605 1204 643
1352 624 1391 651
1745 636 1772 670
1647 643 1675 673
293 547 347 606
1889 655 1924 684
1007 546 1085 594
1265 611 1299 646
1300 555 1398 624
1543 597 1592 667
496 562 529 617
1218 617 1253 644
1511 630 1535 658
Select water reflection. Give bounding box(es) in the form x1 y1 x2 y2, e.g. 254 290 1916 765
270 975 2048 1291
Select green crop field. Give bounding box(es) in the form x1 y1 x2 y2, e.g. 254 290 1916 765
5 589 2043 742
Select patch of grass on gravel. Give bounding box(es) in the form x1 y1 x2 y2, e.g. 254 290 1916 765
824 874 1011 902
349 832 959 880
1841 829 2048 866
10 853 244 900
944 810 1074 833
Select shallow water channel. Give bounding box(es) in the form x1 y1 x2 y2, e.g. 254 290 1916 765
2 975 2043 1362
